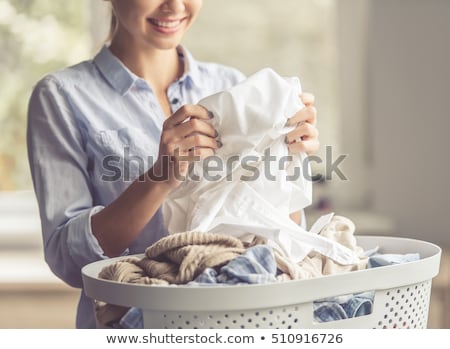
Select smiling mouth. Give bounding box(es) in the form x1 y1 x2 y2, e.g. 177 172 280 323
148 18 186 29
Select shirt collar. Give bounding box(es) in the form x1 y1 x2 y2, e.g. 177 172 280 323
176 46 202 89
93 45 203 96
93 46 137 96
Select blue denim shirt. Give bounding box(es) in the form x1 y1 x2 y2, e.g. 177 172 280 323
27 45 245 328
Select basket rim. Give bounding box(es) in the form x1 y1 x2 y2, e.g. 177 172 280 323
82 235 441 312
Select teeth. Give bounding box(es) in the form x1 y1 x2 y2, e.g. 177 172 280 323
150 19 181 28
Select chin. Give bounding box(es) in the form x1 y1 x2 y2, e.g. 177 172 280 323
148 41 180 51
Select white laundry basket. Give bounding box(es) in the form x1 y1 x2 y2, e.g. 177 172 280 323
82 236 441 329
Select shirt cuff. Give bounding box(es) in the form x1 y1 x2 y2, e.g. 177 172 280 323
66 206 108 268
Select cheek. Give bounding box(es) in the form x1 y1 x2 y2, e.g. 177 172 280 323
122 16 149 37
113 2 150 32
187 0 203 19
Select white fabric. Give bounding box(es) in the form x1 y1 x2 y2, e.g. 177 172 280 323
162 68 359 264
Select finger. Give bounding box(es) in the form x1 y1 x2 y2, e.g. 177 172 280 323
288 139 320 155
285 123 319 144
178 133 221 153
300 92 315 106
286 106 317 127
172 147 215 162
163 104 212 129
172 117 218 140
188 147 216 160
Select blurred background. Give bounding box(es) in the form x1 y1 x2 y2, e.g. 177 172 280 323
0 0 448 328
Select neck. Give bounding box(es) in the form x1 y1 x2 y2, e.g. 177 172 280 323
109 36 183 93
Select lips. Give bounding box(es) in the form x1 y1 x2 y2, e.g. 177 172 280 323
147 17 187 33
149 18 183 28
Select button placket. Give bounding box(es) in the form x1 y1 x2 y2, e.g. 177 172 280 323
168 81 184 112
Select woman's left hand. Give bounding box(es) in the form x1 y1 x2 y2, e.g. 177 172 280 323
285 93 320 155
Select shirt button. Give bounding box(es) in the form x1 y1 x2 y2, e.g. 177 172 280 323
171 98 179 105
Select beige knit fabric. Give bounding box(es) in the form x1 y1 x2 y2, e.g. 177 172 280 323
98 231 245 285
96 231 245 326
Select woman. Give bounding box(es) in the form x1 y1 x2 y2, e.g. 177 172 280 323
27 0 319 328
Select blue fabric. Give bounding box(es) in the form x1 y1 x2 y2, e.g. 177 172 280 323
368 253 420 268
191 245 277 285
313 291 375 322
119 307 144 330
312 252 421 323
27 45 245 328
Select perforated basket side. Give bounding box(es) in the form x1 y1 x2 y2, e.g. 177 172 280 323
143 304 311 329
372 280 432 329
141 280 433 329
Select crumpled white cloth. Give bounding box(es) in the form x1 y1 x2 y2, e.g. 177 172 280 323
162 68 359 265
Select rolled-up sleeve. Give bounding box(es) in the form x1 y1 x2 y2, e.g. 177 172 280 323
27 76 106 288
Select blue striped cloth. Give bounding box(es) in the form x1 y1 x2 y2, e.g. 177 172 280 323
312 251 421 323
190 245 277 285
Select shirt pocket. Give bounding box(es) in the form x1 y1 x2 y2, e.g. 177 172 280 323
91 127 159 181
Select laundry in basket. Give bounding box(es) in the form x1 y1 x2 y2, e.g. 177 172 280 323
93 214 370 327
82 235 440 329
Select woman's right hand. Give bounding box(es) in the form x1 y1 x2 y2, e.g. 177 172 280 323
148 104 220 190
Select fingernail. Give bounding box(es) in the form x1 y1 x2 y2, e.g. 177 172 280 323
208 111 214 119
285 136 290 144
217 140 223 148
214 130 219 138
